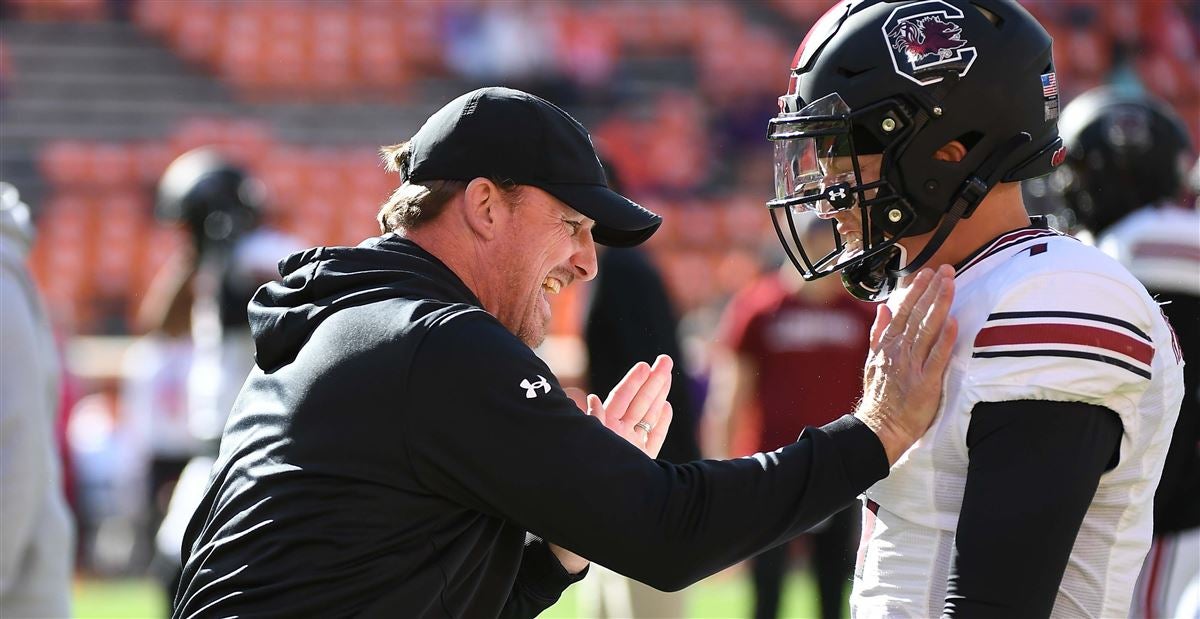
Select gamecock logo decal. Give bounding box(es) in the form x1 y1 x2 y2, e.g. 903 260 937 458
882 0 978 86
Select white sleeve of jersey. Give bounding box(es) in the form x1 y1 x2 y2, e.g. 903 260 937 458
961 270 1158 438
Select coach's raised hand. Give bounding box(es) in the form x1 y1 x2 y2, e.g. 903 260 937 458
855 264 957 464
549 355 676 574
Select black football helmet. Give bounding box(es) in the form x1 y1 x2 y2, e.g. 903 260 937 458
156 147 265 257
767 0 1064 300
1055 87 1194 236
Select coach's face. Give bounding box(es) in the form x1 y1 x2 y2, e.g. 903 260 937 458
491 186 598 348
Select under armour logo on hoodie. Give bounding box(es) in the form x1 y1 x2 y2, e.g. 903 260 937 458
520 375 551 399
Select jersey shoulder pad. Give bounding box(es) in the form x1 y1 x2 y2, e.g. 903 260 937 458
963 266 1159 418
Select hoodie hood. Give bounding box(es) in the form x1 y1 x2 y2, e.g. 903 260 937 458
250 234 481 370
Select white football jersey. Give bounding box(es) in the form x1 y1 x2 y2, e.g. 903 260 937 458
851 224 1185 619
1099 204 1199 619
1097 204 1200 297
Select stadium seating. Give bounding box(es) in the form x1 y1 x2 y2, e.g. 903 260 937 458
10 0 1197 335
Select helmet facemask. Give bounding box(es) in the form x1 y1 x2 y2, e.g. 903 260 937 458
767 92 916 301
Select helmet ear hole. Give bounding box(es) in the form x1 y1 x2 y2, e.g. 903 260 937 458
955 131 984 151
933 140 970 163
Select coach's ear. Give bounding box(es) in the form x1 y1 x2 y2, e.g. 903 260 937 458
934 140 969 163
462 177 511 242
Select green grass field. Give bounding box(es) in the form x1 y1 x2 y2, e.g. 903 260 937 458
74 570 826 618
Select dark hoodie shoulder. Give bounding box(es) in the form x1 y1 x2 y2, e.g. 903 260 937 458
248 234 483 371
176 236 530 619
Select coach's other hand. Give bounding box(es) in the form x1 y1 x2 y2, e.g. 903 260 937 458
550 355 676 575
855 264 957 464
586 354 674 458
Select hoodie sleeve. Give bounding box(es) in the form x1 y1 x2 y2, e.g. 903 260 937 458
498 535 588 619
402 311 887 591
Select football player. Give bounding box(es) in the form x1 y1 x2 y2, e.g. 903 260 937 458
1055 88 1198 619
766 1 1185 617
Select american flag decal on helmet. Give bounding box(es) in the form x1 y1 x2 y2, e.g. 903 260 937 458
972 310 1153 379
1041 72 1059 120
1041 72 1058 98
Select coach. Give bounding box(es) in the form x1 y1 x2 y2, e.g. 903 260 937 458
171 87 956 619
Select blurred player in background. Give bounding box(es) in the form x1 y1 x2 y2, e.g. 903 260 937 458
1054 87 1199 619
139 148 303 601
705 222 873 619
0 182 74 617
153 147 305 447
767 0 1184 616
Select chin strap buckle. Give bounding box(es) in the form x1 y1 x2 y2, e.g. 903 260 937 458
958 176 989 219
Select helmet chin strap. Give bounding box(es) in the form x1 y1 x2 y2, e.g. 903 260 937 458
893 181 976 278
894 132 1034 278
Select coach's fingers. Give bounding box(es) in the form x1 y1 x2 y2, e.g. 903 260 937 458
880 268 935 346
619 355 673 424
902 265 945 352
604 361 651 419
586 393 606 426
911 267 956 362
923 316 958 376
645 403 673 459
869 303 892 352
632 366 672 444
901 270 945 347
632 384 669 434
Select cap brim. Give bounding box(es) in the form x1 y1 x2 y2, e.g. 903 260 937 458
538 183 661 247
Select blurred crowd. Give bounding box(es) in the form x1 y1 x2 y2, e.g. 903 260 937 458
1 0 1197 617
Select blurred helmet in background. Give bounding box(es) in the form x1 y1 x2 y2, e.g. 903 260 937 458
1056 87 1194 235
156 148 266 257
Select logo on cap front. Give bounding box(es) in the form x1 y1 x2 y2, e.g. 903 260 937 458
883 0 978 86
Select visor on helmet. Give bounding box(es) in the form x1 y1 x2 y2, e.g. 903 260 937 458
768 94 858 213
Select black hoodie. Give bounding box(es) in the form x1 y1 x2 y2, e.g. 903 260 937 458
172 234 889 619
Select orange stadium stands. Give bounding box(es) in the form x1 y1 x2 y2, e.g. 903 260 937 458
27 120 773 335
7 0 1198 336
30 118 396 333
6 0 107 22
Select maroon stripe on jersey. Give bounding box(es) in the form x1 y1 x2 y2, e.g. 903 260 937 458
972 349 1151 379
1132 241 1200 262
856 499 880 579
1143 537 1165 619
974 323 1154 365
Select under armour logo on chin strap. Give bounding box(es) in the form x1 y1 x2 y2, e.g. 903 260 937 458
520 375 551 399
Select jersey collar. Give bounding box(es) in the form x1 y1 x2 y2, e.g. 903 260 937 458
953 216 1065 278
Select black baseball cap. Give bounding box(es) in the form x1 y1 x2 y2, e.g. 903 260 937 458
403 87 661 247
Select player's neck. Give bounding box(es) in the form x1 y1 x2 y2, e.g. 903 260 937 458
900 182 1030 273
